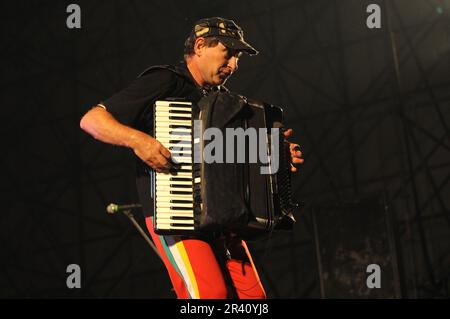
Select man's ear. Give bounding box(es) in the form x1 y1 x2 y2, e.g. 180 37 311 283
193 37 206 56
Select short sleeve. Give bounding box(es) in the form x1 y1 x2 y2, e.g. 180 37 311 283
101 69 177 128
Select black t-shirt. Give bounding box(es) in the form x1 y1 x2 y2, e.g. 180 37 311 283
103 62 205 137
102 62 208 217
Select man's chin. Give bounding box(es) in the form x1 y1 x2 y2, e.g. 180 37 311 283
216 77 228 85
208 75 229 86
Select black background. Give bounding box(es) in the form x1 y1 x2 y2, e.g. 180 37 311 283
1 0 449 298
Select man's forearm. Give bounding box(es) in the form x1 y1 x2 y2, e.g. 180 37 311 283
79 106 147 150
80 105 172 172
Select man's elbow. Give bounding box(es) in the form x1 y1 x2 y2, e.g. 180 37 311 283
80 107 101 136
79 111 91 132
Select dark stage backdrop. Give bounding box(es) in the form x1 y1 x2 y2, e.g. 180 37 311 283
1 0 449 298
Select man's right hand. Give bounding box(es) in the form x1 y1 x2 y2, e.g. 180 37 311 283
132 135 173 173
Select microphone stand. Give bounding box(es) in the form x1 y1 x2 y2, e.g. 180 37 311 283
109 206 163 262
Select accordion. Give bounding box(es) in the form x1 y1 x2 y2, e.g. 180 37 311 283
152 91 297 240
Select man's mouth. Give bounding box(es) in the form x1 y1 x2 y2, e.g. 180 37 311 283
219 72 230 79
218 68 231 78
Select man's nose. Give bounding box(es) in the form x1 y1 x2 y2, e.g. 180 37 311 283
227 57 238 73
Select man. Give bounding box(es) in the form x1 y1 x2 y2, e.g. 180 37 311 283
80 17 303 299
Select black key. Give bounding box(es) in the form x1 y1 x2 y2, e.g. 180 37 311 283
170 206 193 211
175 168 192 173
169 103 191 108
171 217 193 221
170 184 191 188
169 125 191 129
170 177 192 181
169 116 191 120
171 190 192 195
170 199 193 204
169 110 191 115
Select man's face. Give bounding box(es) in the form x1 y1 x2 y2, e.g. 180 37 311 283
197 41 242 86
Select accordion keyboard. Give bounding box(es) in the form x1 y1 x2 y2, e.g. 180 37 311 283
154 100 199 232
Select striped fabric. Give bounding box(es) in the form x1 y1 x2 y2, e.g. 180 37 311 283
145 216 266 299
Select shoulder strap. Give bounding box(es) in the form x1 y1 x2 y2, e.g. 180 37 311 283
137 64 191 80
138 64 231 93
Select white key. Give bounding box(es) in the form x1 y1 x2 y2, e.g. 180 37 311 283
155 128 191 133
157 220 195 226
155 104 191 109
155 111 191 117
155 118 191 124
170 151 192 156
155 101 191 106
156 202 194 210
157 137 191 142
161 135 192 140
163 143 193 149
156 225 194 230
155 106 191 110
156 178 192 183
156 195 193 200
156 180 191 186
155 186 193 192
155 122 191 127
156 220 194 225
155 105 191 110
156 172 192 178
156 208 194 214
156 215 194 220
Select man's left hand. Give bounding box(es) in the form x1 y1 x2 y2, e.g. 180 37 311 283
283 128 304 173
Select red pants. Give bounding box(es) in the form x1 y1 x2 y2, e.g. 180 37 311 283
145 217 266 299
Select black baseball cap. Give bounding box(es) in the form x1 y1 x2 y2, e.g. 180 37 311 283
191 17 259 55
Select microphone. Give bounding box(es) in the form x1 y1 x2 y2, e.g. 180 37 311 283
106 203 142 214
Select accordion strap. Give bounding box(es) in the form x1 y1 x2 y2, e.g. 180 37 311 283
138 64 190 79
